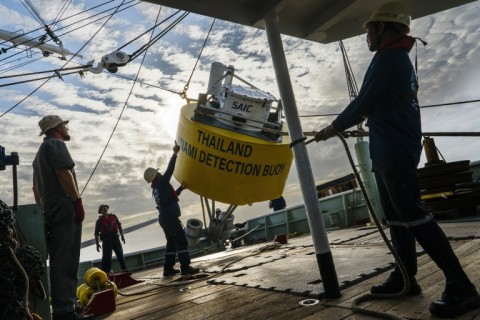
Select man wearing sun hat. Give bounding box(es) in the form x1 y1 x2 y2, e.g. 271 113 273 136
33 115 91 320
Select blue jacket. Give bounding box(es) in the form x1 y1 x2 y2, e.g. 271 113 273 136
333 36 422 160
151 155 184 217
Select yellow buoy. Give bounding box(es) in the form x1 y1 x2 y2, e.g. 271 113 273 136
76 283 89 299
175 103 293 205
84 267 108 288
79 285 94 307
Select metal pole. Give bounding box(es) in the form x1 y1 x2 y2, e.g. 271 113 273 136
263 12 340 298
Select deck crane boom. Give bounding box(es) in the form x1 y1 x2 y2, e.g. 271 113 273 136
0 29 82 59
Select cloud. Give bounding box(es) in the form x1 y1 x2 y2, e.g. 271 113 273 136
1 0 479 260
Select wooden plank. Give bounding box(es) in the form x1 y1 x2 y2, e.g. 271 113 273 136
304 306 379 320
91 222 480 320
98 281 228 319
158 285 277 320
127 283 226 318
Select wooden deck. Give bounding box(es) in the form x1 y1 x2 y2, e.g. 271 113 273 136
96 220 480 320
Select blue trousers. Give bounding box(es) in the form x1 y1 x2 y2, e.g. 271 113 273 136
373 156 473 294
101 233 127 272
159 214 190 272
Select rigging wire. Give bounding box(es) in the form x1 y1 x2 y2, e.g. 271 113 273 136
0 0 139 63
298 99 480 118
65 59 183 95
338 40 358 101
0 51 42 68
0 55 44 75
50 0 73 31
0 69 89 87
180 18 216 100
0 8 192 95
0 7 190 90
20 0 49 31
339 39 365 132
0 0 128 119
126 11 190 61
0 65 90 80
0 0 115 48
21 0 62 45
116 9 182 52
50 1 139 43
80 6 164 196
111 72 181 95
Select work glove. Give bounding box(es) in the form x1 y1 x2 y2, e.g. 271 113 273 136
96 244 101 252
314 124 337 141
121 235 125 244
173 141 180 154
73 197 85 225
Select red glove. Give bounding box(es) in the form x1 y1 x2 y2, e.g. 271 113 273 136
73 198 85 225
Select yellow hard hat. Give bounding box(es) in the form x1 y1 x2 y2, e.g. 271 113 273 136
364 2 411 34
144 167 159 183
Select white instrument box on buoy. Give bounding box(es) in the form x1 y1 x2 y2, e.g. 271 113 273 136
217 84 275 131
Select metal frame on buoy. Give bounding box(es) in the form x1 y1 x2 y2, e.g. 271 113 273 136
193 62 285 142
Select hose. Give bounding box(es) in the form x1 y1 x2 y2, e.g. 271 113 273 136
226 223 263 246
308 133 410 320
338 132 411 319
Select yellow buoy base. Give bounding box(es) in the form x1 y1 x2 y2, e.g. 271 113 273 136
175 103 293 205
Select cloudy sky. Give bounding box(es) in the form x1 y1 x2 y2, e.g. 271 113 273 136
1 0 479 261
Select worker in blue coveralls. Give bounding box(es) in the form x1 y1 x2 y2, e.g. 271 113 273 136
314 2 480 317
144 141 199 277
94 204 129 274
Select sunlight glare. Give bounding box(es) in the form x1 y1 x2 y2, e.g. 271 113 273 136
162 95 185 139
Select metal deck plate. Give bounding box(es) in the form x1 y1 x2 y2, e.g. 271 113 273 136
202 220 480 297
205 244 394 297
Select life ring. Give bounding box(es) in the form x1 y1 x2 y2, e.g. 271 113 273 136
76 283 89 299
84 267 108 288
78 285 94 307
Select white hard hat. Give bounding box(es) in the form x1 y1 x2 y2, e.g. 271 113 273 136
144 167 159 183
364 2 411 34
